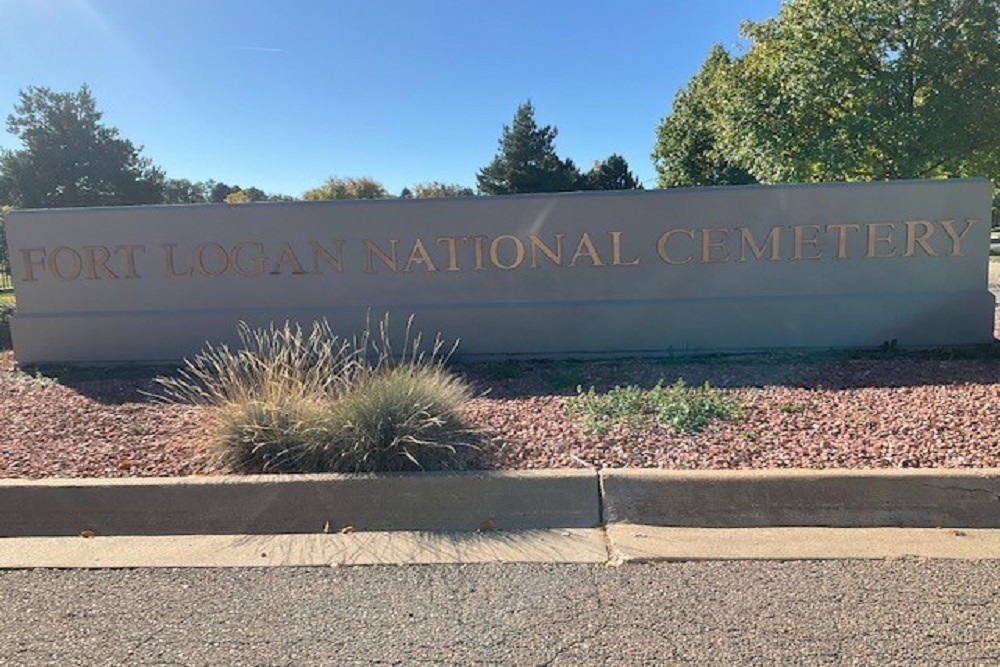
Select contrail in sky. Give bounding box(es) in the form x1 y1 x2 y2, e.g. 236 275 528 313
235 46 283 53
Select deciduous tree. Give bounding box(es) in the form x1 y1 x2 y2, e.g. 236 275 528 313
653 0 999 221
303 176 390 200
409 182 475 198
652 46 756 188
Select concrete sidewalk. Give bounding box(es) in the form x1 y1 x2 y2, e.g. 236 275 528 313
2 468 999 567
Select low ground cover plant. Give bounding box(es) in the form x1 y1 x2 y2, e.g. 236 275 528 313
565 379 743 435
153 315 484 473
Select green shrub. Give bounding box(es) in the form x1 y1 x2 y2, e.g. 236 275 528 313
565 379 743 435
153 316 483 473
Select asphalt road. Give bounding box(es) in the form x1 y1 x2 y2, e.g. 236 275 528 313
3 559 999 666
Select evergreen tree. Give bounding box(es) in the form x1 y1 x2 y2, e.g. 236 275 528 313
584 154 643 190
0 85 163 208
477 101 581 194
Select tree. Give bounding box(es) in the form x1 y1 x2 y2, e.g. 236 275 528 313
718 0 1000 184
202 181 288 203
583 154 644 190
223 189 251 204
408 181 475 198
477 101 582 194
209 181 237 203
652 45 757 187
302 176 390 200
162 178 209 204
0 85 163 208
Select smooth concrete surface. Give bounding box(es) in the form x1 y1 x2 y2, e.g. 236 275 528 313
606 525 1000 562
601 468 1000 528
8 179 995 363
0 529 609 568
0 470 600 537
5 526 1000 569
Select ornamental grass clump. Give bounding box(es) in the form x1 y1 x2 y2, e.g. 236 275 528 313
153 316 483 473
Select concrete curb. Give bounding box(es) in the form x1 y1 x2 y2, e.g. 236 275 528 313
600 469 1000 528
2 468 999 538
0 470 600 537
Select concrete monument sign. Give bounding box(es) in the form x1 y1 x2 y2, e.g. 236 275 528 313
5 179 995 364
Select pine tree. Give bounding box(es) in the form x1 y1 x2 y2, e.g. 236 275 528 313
476 101 581 195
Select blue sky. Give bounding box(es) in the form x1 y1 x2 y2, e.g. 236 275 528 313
1 0 783 198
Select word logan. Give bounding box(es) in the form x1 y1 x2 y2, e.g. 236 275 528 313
16 218 977 282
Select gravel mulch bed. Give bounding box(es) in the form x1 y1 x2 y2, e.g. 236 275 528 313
3 325 1000 478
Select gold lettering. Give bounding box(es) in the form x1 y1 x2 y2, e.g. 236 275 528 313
404 238 439 272
903 221 937 257
270 242 308 275
609 231 640 266
163 243 193 278
309 240 345 274
19 248 46 282
435 237 466 272
939 219 976 257
194 243 229 277
471 236 487 271
51 246 83 281
489 235 525 270
792 225 822 260
657 229 695 264
865 223 897 258
116 245 145 279
701 228 730 263
82 246 118 280
824 224 861 259
738 227 782 261
232 242 266 277
528 234 564 268
364 239 398 274
569 233 605 267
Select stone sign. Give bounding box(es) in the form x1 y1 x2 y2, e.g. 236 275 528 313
6 179 995 364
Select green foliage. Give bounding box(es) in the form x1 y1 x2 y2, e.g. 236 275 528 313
565 379 743 435
153 317 483 473
163 180 287 205
29 370 59 388
302 176 390 201
477 101 582 195
161 178 210 204
407 181 476 198
652 45 757 188
653 0 1000 208
582 154 644 191
0 85 164 208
